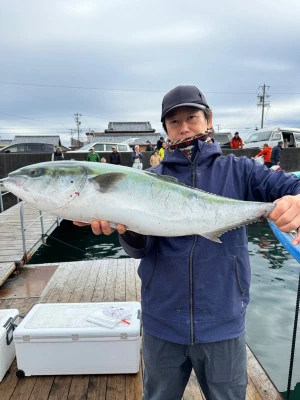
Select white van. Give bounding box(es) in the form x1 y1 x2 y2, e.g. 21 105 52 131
67 142 131 153
244 127 300 149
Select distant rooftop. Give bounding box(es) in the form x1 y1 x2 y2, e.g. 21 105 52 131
105 122 155 133
10 135 62 147
88 133 163 146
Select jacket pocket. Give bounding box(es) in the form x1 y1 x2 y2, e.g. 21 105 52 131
234 255 245 295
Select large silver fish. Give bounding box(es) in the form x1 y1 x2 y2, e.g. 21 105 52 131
1 161 275 242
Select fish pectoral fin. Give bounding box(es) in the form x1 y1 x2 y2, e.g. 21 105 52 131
89 173 126 193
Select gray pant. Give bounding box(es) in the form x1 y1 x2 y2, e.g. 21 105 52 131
142 331 248 400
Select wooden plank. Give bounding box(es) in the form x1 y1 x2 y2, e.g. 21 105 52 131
40 263 74 303
246 347 283 400
28 377 54 400
67 376 90 400
91 260 109 303
79 260 102 303
67 261 91 303
0 360 20 400
0 263 16 287
125 259 138 302
125 361 143 400
102 260 117 302
9 376 37 400
56 262 85 303
106 375 126 400
48 376 72 400
86 375 108 400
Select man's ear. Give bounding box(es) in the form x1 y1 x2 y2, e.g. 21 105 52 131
208 111 213 128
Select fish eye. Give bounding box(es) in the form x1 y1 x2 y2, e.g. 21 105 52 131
29 169 37 176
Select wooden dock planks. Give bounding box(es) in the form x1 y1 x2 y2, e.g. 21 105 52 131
0 259 282 399
0 202 60 286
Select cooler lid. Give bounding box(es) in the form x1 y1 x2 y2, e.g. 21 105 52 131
14 302 141 339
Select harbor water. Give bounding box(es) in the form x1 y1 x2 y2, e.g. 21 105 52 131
28 220 300 397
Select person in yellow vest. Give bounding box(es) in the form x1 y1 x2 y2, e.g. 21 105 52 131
158 141 167 159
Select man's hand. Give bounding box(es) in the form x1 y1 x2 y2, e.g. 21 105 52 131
268 194 300 245
73 221 126 235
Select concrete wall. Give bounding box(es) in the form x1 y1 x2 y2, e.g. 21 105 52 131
1 147 300 178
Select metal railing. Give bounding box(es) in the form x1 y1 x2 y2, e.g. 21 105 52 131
0 186 60 258
19 202 61 258
0 183 20 213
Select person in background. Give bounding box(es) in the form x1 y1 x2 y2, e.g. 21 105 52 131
52 146 64 161
230 131 244 149
254 143 272 168
156 136 164 151
109 146 122 165
100 157 107 163
271 141 283 167
158 141 167 159
145 141 153 152
87 147 100 162
74 85 300 400
132 145 143 169
149 150 162 167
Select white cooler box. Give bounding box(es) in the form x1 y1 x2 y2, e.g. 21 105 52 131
0 309 19 382
13 302 141 377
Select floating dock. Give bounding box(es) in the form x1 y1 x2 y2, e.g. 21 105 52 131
0 259 283 399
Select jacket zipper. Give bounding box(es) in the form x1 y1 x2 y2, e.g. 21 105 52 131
189 153 199 345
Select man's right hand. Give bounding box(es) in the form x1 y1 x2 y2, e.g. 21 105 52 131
73 220 127 235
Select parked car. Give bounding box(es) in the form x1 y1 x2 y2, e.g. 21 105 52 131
67 142 131 153
0 142 55 153
213 131 233 148
243 127 300 149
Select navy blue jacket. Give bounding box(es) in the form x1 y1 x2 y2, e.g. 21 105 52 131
119 140 300 345
271 145 282 166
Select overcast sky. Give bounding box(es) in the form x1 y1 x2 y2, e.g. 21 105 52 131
1 0 300 146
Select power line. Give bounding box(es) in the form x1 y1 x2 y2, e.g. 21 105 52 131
0 81 259 94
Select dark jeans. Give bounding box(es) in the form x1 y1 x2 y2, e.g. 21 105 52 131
142 331 248 400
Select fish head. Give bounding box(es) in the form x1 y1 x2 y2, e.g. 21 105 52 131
1 161 88 212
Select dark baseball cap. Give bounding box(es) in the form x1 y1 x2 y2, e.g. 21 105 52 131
161 85 210 122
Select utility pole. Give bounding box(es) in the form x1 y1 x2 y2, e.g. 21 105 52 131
257 84 270 129
74 113 82 141
216 124 221 132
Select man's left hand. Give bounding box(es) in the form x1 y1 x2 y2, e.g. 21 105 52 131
269 194 300 245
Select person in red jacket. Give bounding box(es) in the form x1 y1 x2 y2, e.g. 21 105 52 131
230 131 244 149
254 143 272 168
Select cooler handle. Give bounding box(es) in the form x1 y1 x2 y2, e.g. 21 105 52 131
4 315 19 345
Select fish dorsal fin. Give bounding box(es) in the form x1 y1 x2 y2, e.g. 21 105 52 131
89 172 126 193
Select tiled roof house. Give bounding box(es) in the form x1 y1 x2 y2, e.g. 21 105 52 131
86 122 163 148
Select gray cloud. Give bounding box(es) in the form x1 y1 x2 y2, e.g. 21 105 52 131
1 0 300 145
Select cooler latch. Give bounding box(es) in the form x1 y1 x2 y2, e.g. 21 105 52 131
120 333 128 340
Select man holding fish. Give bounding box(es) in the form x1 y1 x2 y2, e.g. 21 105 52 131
2 84 298 399
74 85 300 400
